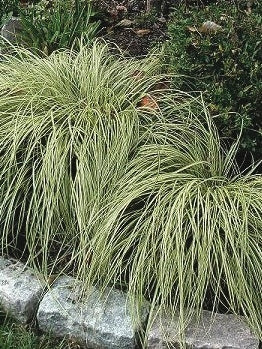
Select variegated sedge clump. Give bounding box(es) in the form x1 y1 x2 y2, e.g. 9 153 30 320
0 42 261 343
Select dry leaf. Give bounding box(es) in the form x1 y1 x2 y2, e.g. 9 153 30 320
134 29 151 37
139 95 159 109
115 19 133 27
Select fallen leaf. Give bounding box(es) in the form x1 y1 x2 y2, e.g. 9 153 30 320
115 19 133 27
138 95 159 109
134 29 151 37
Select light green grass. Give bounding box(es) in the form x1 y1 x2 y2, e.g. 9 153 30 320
0 42 261 343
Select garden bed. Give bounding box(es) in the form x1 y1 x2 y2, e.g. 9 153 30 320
0 0 261 347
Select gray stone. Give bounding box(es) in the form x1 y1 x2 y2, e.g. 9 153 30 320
148 310 259 349
37 275 148 349
1 17 22 43
0 256 45 323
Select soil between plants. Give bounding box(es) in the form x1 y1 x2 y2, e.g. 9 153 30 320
94 0 169 56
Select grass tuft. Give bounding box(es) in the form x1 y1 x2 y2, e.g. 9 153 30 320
0 42 261 342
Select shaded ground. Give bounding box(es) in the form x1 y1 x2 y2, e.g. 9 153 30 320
93 0 235 56
94 0 170 56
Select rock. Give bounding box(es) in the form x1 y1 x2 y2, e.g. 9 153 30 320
0 256 45 323
1 17 22 43
37 276 148 349
147 310 259 349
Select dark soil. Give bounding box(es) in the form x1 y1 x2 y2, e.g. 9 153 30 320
102 25 167 57
94 0 170 56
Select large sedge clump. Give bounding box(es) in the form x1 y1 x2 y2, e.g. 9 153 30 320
0 42 261 343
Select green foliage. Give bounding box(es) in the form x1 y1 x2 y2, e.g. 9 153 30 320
0 0 19 17
0 0 19 27
0 43 261 342
15 0 100 54
0 313 64 349
166 1 262 160
134 9 158 28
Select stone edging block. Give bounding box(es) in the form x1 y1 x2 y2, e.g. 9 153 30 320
37 275 148 349
147 310 260 349
0 257 260 349
0 256 45 323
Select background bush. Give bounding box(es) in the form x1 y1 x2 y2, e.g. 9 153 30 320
0 0 100 54
166 0 262 161
18 0 100 54
0 0 19 27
